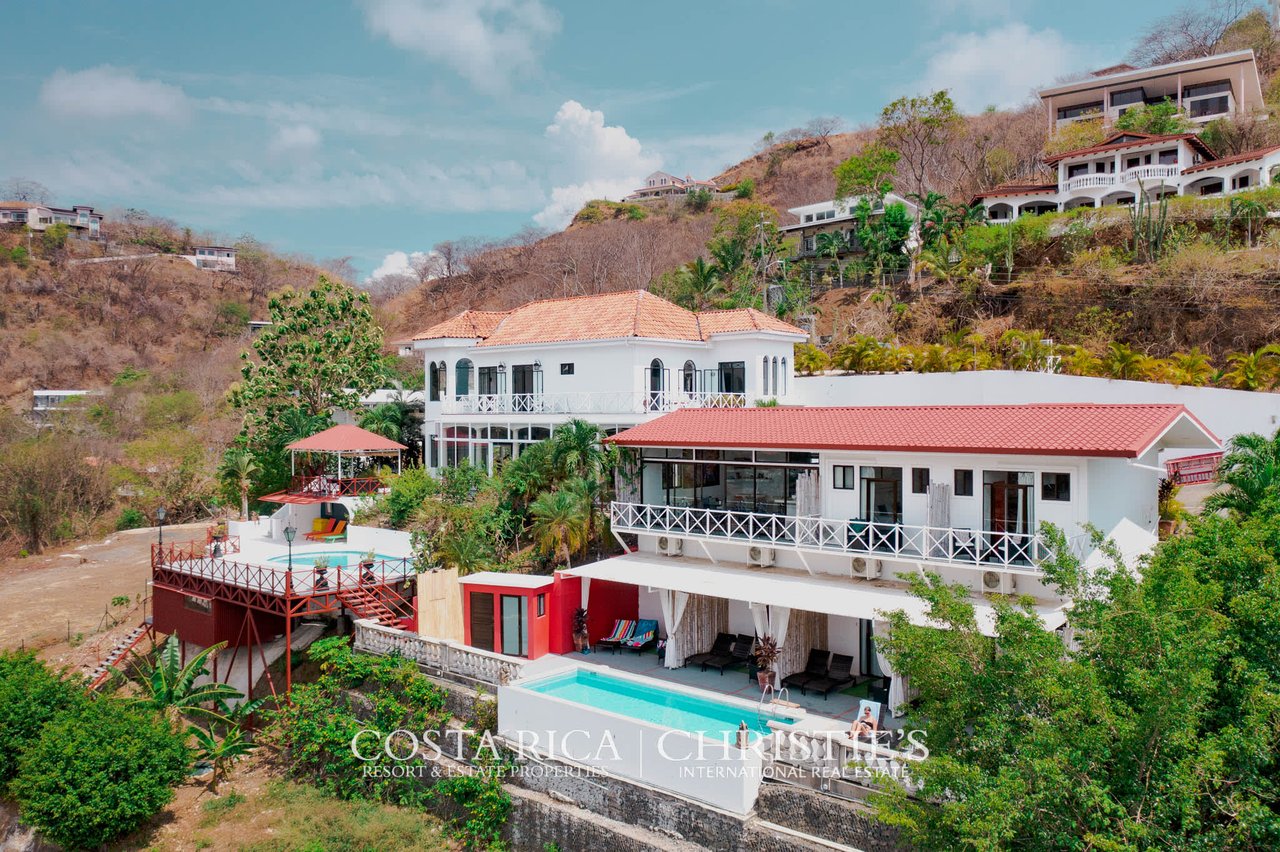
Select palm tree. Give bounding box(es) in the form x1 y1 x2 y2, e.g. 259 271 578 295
1204 429 1280 516
529 489 589 569
1169 348 1214 386
814 232 847 287
501 442 555 518
219 448 259 521
834 335 884 374
274 408 332 446
1229 196 1268 247
190 697 265 792
1102 342 1149 381
551 419 605 483
675 257 722 309
564 475 604 558
128 634 243 725
1219 346 1280 391
359 402 407 442
999 330 1054 372
1056 344 1101 377
435 528 493 575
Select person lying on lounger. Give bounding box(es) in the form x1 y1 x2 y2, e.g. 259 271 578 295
849 706 879 738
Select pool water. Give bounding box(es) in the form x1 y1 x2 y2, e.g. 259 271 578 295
266 550 402 569
524 668 795 740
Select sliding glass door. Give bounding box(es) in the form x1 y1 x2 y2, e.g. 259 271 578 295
500 594 528 657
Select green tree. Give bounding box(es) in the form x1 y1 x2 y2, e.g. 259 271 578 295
434 527 494 575
794 343 831 375
529 488 589 568
127 634 243 724
229 275 387 437
0 651 87 789
1169 347 1215 386
1114 97 1191 135
551 418 606 482
1204 427 1280 516
359 401 410 443
1101 341 1150 380
733 177 755 199
219 447 260 521
669 256 723 309
834 142 900 203
14 699 190 850
814 231 847 286
877 90 963 197
40 222 70 254
1219 345 1280 390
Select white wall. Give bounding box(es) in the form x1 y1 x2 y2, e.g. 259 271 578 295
795 371 1279 455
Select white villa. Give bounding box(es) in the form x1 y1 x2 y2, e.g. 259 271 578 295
411 290 808 472
974 131 1280 222
0 202 103 239
182 245 237 271
626 171 719 201
1040 49 1265 131
782 194 919 263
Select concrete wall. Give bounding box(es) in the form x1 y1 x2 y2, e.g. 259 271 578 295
795 370 1280 455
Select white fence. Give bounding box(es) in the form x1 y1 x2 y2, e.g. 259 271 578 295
440 390 747 415
611 501 1055 572
353 619 527 686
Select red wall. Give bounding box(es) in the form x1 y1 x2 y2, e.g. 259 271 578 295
152 588 284 648
462 583 554 659
583 578 638 645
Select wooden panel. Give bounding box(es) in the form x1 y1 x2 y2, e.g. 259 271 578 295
470 592 495 652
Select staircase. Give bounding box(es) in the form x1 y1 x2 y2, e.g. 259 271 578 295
88 619 153 690
336 586 400 627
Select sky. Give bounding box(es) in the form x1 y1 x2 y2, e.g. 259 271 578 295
1 0 1175 281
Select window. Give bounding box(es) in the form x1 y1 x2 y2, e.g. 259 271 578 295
1056 101 1103 121
1110 87 1145 108
1188 95 1230 119
911 467 930 494
1183 80 1231 99
780 358 787 395
559 363 574 375
478 366 499 395
833 465 857 489
537 594 546 617
682 360 697 393
1042 472 1071 501
1232 174 1252 190
1158 149 1178 165
954 469 974 497
718 361 745 393
184 595 212 614
762 356 770 395
1067 163 1090 178
455 358 474 396
771 357 779 396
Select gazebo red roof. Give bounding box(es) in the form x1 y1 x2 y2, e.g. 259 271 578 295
285 424 407 453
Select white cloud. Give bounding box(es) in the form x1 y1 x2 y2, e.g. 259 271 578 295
366 249 441 283
39 66 190 120
533 100 661 229
915 23 1081 111
268 124 322 157
361 0 560 94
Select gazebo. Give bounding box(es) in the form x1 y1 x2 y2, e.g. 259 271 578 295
280 424 407 499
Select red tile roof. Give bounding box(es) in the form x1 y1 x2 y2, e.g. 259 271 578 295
604 404 1218 459
286 424 407 453
1044 132 1216 165
1182 143 1280 173
970 182 1058 201
413 291 806 347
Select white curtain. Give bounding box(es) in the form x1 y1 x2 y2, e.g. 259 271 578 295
580 577 591 610
748 603 790 644
749 602 769 639
795 470 820 516
659 589 690 668
873 619 908 716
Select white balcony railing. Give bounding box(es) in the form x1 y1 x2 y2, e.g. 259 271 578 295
440 390 748 415
352 619 527 686
1063 174 1116 191
1122 164 1179 184
610 501 1056 571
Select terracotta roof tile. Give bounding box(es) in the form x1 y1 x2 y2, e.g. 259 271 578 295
970 182 1058 201
604 404 1218 459
285 424 407 453
413 291 806 347
1043 132 1215 165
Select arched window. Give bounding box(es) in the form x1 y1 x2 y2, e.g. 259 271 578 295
649 359 664 411
455 358 474 397
762 356 770 395
771 357 779 397
429 361 444 401
682 360 696 393
780 357 788 396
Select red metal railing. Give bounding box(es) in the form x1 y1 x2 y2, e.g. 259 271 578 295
1165 452 1223 485
287 474 384 498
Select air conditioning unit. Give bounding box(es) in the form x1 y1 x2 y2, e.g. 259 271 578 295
851 557 881 580
657 536 683 556
982 570 1016 595
748 546 775 567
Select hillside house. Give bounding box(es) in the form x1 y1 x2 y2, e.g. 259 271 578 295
1040 49 1265 131
182 245 237 271
411 290 807 472
0 202 102 239
782 194 920 266
626 171 719 201
974 131 1280 222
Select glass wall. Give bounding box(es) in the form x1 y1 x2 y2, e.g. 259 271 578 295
640 448 817 515
434 422 630 473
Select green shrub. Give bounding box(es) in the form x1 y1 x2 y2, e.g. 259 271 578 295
734 178 755 199
116 506 148 530
14 699 189 849
143 390 202 429
0 651 87 789
383 466 437 528
10 246 29 268
112 366 148 386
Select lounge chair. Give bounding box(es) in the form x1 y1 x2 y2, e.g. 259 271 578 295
303 518 337 541
781 648 831 694
684 633 735 669
702 633 754 674
806 653 856 698
317 519 347 542
622 619 659 653
594 619 636 654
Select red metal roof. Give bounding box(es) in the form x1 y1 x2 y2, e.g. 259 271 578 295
604 404 1218 459
285 424 407 453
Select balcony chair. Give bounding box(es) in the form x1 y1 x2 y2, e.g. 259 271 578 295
621 619 659 653
684 633 735 669
781 648 831 694
806 653 856 698
303 518 337 541
701 633 754 674
594 619 636 654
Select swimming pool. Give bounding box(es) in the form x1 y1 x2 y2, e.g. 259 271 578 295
523 668 796 741
266 550 404 569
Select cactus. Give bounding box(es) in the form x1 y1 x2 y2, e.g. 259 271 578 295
1130 179 1169 263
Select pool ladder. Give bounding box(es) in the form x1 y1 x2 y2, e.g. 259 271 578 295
758 683 790 726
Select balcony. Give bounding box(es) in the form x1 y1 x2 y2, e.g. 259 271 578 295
287 474 384 498
1121 164 1179 184
610 501 1056 572
1063 174 1116 192
439 390 748 416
